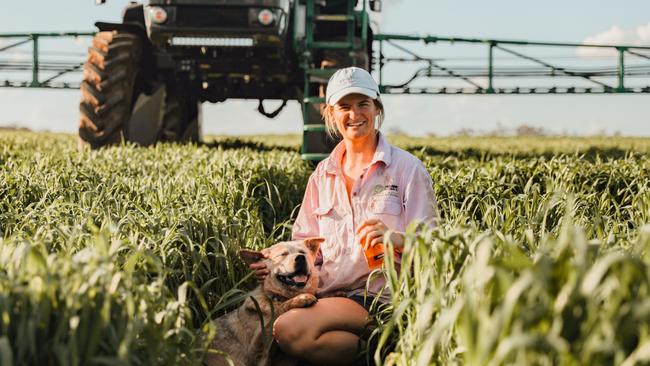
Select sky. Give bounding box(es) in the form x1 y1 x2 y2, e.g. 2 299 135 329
1 0 649 136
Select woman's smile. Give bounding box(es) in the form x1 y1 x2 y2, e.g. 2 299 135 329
346 120 366 128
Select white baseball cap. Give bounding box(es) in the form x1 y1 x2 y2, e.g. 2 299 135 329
325 67 380 106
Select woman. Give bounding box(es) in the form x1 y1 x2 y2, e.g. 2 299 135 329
251 67 439 365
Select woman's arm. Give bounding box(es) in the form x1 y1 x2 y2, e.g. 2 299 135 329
292 173 321 241
403 162 440 229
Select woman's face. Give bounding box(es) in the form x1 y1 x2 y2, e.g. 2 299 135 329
331 93 378 142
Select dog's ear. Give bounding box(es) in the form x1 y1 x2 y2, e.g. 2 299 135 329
303 237 324 256
239 249 266 266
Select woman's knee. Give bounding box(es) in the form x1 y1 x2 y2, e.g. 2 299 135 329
273 309 314 356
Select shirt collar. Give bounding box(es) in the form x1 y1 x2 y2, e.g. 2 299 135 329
371 132 393 167
324 132 392 175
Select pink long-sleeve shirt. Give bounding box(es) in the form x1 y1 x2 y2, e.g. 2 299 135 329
292 133 439 299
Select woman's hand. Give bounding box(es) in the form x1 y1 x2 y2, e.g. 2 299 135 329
356 218 404 251
249 249 270 282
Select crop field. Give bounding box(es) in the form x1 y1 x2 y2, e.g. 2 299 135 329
1 131 650 365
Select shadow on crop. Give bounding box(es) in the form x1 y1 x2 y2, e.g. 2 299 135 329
407 146 644 161
201 138 298 153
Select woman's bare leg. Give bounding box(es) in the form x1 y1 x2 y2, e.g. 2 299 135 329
273 297 369 365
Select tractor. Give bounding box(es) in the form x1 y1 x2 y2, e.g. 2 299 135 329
79 0 381 160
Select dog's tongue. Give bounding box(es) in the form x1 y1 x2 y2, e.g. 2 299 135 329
292 275 308 283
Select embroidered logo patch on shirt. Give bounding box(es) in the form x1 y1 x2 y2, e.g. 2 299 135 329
372 183 399 199
372 184 384 195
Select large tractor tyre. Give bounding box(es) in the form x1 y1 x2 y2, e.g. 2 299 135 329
79 31 142 149
158 88 202 143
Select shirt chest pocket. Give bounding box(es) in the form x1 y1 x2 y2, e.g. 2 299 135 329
370 196 402 216
313 206 341 251
314 205 339 243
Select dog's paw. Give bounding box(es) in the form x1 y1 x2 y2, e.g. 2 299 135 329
279 294 317 312
293 293 318 308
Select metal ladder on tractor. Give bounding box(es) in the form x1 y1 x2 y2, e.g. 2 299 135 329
297 0 370 162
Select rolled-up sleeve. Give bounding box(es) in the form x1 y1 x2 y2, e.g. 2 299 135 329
403 163 439 229
292 173 320 240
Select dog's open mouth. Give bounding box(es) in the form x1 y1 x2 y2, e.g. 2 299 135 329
276 268 310 288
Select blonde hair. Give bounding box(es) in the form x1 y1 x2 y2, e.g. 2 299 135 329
322 98 385 139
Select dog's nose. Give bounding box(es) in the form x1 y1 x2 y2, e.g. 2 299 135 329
295 255 306 265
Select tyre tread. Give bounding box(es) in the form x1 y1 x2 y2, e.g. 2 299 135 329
79 31 142 148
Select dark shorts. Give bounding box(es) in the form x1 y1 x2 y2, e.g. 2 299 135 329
347 294 382 314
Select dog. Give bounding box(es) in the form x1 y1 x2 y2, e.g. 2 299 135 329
205 237 323 366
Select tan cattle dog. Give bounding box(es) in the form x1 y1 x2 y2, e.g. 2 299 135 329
205 237 323 366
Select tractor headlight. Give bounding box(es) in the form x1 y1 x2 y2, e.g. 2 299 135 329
257 9 275 26
147 6 168 24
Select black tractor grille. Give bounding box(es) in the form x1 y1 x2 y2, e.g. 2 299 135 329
175 6 249 28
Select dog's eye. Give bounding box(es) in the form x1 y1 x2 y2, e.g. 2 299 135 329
280 251 289 256
298 250 306 255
